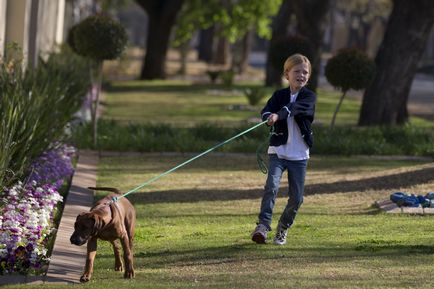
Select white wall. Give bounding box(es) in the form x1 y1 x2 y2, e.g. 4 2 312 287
0 0 7 58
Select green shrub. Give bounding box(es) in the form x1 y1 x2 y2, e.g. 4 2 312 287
0 48 89 187
220 70 235 86
206 70 220 84
70 15 128 60
325 48 376 92
243 87 267 106
68 14 128 147
325 48 376 128
72 120 434 157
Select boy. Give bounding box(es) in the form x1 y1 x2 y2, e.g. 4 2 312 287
252 54 316 245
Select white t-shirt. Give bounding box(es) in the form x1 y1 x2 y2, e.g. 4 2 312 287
267 92 310 160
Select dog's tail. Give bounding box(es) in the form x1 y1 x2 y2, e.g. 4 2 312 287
88 187 121 194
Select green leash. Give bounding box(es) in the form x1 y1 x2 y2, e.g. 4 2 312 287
109 120 268 204
255 125 276 175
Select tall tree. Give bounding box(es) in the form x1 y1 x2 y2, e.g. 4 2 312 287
292 0 330 91
358 0 434 125
175 0 281 71
265 0 293 86
135 0 184 79
265 0 330 90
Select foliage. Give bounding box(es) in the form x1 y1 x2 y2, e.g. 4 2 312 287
69 14 128 147
313 125 434 156
174 0 282 46
206 70 221 84
0 145 75 275
243 87 267 106
70 14 128 61
336 0 392 21
220 70 235 86
0 48 89 188
72 120 434 157
325 48 375 128
325 48 376 92
269 35 315 72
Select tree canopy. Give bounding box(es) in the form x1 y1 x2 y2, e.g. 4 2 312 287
174 0 282 46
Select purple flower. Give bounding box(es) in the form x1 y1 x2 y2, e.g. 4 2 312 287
0 143 75 275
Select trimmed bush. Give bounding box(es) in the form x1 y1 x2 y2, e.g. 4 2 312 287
325 48 376 92
325 48 376 128
70 15 128 60
244 87 267 106
68 14 128 147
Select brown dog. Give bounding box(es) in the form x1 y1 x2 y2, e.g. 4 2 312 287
70 187 136 282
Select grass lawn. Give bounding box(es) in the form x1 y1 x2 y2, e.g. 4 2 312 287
102 81 361 127
8 154 433 289
102 80 434 128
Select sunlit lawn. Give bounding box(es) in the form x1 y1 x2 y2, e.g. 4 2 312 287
102 80 363 127
79 155 434 288
6 154 433 289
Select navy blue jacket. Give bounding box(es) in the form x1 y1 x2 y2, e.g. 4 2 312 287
261 87 316 148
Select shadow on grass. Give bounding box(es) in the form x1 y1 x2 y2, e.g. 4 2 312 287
304 166 434 196
127 167 434 204
94 242 434 269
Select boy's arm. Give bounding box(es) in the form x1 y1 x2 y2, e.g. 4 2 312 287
284 91 316 118
260 91 279 121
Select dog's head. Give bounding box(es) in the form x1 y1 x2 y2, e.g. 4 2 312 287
70 212 102 246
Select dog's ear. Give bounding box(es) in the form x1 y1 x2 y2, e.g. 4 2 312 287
92 215 104 232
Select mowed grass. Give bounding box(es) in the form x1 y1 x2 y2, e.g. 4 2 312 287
5 154 434 289
102 80 363 126
8 154 431 289
84 154 434 288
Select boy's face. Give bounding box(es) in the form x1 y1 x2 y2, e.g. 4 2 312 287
285 62 310 91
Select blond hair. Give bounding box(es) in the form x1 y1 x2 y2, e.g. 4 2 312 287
283 54 312 76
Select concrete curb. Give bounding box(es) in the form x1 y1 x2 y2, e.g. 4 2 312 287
45 150 98 284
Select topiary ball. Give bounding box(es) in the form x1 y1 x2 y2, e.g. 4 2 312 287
72 14 128 61
269 35 314 72
66 24 79 54
325 48 376 92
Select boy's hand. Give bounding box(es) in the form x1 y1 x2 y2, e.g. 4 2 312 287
267 113 278 126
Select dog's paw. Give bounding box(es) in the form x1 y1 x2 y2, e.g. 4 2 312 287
80 275 91 283
124 269 135 279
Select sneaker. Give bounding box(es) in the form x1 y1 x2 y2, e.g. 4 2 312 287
273 224 288 245
251 223 269 244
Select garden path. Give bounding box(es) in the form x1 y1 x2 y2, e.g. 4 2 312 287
44 150 98 284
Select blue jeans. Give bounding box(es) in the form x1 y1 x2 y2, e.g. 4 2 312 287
258 154 307 231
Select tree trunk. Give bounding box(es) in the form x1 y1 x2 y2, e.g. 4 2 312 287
135 0 184 80
292 0 331 92
178 41 189 75
232 30 253 74
198 26 214 63
265 0 293 87
90 60 103 148
213 34 230 65
358 0 434 126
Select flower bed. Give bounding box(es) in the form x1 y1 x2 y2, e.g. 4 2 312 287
0 144 76 275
